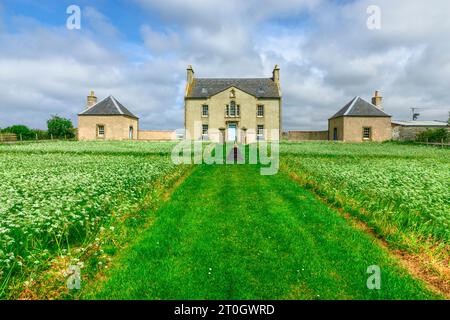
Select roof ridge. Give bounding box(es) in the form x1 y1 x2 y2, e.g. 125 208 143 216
110 96 124 115
343 96 359 116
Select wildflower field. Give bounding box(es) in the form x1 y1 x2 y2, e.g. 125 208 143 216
0 141 188 298
0 140 448 299
281 142 450 282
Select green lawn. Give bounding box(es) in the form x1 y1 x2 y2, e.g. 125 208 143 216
86 163 436 300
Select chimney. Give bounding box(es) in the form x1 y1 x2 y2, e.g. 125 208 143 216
87 90 97 109
272 64 280 84
187 65 195 85
372 90 383 110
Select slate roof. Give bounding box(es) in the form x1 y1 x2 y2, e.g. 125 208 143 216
392 120 448 127
187 78 280 99
330 96 390 119
79 96 138 119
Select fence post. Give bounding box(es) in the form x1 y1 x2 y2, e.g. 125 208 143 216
20 133 23 141
36 133 38 141
51 134 53 140
442 138 444 149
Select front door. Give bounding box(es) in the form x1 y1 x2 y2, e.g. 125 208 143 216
227 123 237 142
129 126 134 140
333 128 338 141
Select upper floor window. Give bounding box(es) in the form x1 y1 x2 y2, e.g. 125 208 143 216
201 87 208 94
257 105 264 117
230 101 236 116
202 105 209 117
363 127 372 140
226 102 240 117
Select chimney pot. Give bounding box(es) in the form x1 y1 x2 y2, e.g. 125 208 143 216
372 90 383 110
87 90 97 109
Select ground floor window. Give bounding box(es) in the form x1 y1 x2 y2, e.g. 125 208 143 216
97 125 105 138
363 127 372 140
257 125 264 141
202 124 209 140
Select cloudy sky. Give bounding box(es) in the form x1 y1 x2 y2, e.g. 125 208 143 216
0 0 449 130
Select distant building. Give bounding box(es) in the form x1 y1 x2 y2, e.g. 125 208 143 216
391 120 449 141
328 91 392 142
78 92 139 141
184 65 282 143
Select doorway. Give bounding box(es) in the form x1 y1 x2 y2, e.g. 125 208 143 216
227 123 237 142
129 126 134 140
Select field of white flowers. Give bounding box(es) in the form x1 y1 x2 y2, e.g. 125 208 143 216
0 141 186 298
281 142 450 258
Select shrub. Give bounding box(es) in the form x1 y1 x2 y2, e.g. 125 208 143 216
416 128 450 143
1 125 35 140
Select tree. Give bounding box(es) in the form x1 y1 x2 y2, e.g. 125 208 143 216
1 125 35 140
47 116 75 139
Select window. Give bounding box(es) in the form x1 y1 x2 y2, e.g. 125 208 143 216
225 105 229 117
257 105 264 117
97 125 105 138
230 101 236 117
202 124 209 135
230 89 236 99
257 125 264 141
202 105 209 117
363 127 372 140
237 105 240 117
201 87 208 94
257 87 265 94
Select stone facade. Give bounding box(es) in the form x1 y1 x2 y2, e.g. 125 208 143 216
78 115 138 141
328 117 392 142
184 66 282 143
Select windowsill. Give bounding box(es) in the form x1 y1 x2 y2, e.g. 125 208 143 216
225 115 240 118
257 116 264 118
202 115 209 118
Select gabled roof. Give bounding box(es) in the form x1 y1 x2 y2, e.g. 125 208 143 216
392 120 448 127
78 96 138 119
330 96 391 119
187 78 280 99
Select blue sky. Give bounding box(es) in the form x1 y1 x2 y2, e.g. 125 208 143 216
0 0 449 130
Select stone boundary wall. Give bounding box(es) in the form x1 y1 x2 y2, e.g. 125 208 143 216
138 130 177 141
287 131 328 141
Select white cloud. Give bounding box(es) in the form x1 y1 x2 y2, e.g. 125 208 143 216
0 0 449 131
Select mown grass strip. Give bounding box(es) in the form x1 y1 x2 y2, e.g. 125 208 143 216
86 164 438 300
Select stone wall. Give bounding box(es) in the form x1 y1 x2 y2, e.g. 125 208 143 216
392 125 449 141
288 131 328 141
138 130 177 141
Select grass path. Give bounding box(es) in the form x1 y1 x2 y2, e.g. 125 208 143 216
86 164 437 300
